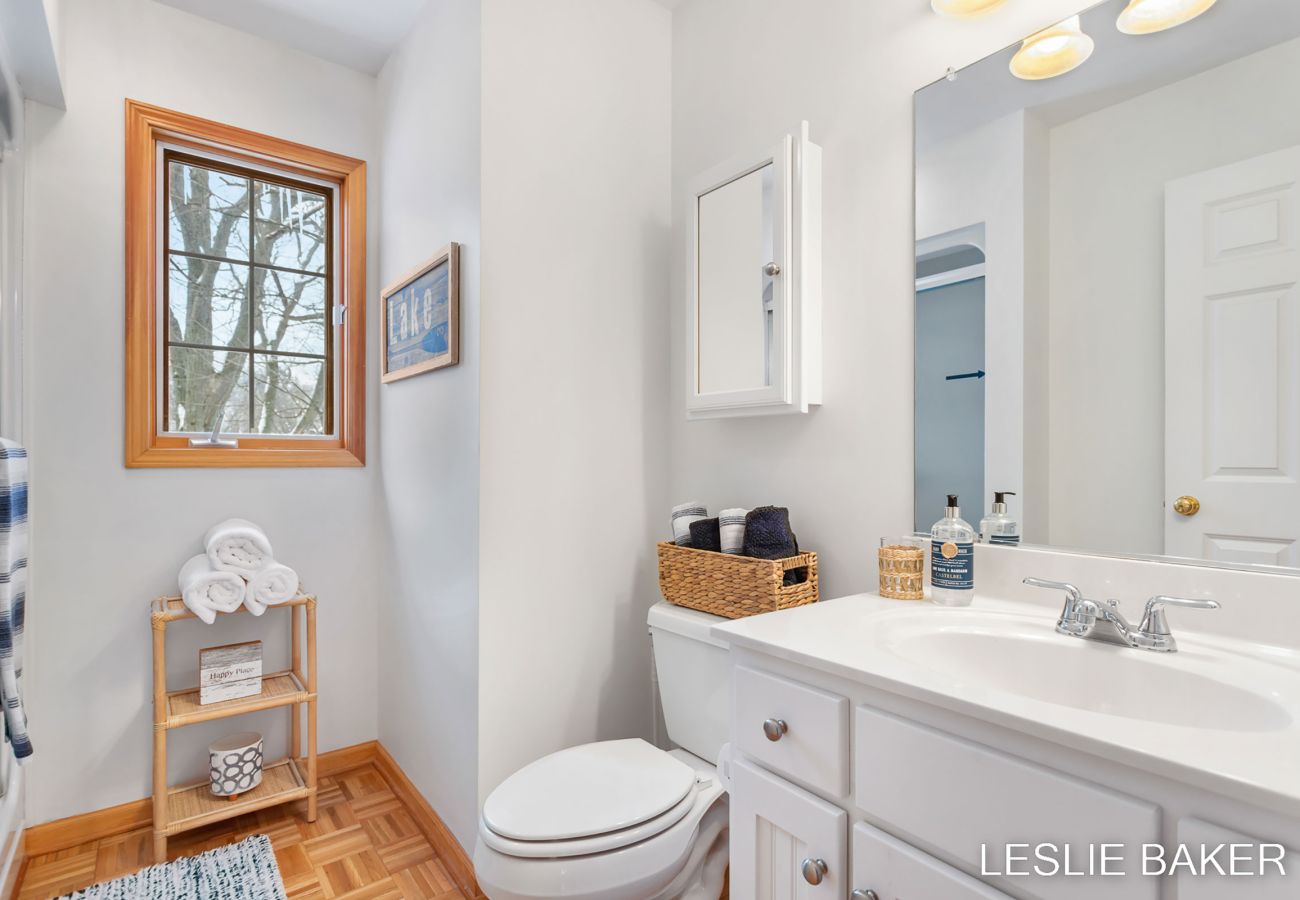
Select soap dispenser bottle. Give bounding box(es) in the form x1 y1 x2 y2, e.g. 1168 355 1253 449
979 491 1019 545
930 495 975 607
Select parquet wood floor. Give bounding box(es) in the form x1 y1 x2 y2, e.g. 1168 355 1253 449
16 763 468 900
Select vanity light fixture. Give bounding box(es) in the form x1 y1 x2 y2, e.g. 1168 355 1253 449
1116 0 1217 34
1009 15 1095 80
930 0 1007 18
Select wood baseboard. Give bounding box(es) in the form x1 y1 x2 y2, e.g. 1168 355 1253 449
23 739 479 899
372 743 481 899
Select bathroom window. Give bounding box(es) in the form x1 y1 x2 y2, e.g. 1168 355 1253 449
125 101 366 467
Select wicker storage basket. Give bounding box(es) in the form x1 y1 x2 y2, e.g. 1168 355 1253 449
657 541 819 619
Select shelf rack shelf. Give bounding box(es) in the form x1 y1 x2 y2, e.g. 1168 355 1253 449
150 593 318 863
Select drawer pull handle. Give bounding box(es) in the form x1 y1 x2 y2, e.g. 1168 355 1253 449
801 857 828 885
851 892 880 900
762 718 788 741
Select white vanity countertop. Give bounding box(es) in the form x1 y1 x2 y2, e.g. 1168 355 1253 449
712 593 1300 817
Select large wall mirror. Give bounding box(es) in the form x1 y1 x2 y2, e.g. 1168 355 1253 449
914 0 1300 573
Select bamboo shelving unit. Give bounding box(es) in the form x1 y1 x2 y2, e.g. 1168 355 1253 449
150 593 318 863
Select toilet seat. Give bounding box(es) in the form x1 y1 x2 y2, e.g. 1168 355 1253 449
480 739 700 858
479 783 698 858
474 747 728 900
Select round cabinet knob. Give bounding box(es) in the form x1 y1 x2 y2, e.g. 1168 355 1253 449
801 857 828 885
1173 495 1201 517
762 718 788 741
851 891 881 900
764 261 782 276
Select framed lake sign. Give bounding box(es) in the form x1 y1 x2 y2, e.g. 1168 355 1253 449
381 242 461 383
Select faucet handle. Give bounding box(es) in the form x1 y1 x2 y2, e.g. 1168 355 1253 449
1140 595 1219 636
1022 577 1082 602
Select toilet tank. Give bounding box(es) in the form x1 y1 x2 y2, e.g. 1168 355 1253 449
648 601 730 764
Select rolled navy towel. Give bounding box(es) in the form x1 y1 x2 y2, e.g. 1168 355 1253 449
719 508 748 555
743 506 806 584
671 501 708 546
688 517 722 553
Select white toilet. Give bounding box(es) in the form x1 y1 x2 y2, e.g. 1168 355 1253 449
473 602 732 900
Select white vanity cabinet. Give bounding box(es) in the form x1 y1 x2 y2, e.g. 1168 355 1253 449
724 649 1300 900
852 820 1011 900
731 759 847 899
686 123 821 419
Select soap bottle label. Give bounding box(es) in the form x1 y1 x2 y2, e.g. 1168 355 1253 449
990 533 1020 546
931 540 974 590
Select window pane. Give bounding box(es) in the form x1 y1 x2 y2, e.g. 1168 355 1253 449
253 356 327 436
168 161 250 261
168 347 250 433
254 181 327 273
168 254 249 348
252 267 327 356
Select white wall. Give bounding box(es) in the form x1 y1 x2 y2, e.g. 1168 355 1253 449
1048 35 1300 556
22 0 381 823
375 0 482 852
669 0 1088 601
477 0 672 807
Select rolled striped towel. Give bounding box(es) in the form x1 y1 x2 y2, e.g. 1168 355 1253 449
671 501 707 546
0 439 32 762
719 508 748 554
205 518 274 579
178 554 246 625
244 562 300 616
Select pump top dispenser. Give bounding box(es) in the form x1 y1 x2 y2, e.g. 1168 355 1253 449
930 494 975 607
979 491 1020 546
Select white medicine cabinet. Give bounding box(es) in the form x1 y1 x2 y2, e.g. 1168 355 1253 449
686 122 822 419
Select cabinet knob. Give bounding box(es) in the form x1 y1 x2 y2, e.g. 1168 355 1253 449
764 261 782 277
762 718 788 741
801 857 828 885
851 891 880 900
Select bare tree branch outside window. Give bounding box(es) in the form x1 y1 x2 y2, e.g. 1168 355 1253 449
165 156 331 436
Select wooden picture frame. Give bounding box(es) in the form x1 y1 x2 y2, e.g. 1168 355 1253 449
381 243 461 383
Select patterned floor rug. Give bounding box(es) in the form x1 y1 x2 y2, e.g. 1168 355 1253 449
56 834 287 900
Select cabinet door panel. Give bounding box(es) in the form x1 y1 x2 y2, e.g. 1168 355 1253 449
853 821 1011 899
854 705 1159 900
732 759 847 900
1177 818 1299 899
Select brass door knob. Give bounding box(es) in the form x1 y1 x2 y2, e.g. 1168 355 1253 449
1173 496 1201 517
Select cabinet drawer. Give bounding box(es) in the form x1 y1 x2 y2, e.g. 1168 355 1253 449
854 706 1159 900
734 665 848 795
1176 818 1298 899
731 758 847 899
853 821 1010 899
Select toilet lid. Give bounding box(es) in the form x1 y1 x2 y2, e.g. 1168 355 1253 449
482 739 696 842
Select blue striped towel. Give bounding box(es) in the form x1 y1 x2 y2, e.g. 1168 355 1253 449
0 440 31 761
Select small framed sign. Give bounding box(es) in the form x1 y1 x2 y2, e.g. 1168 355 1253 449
381 242 461 383
199 640 263 705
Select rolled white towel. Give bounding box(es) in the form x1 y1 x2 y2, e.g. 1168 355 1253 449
205 518 274 579
245 562 300 616
671 501 707 546
178 554 246 625
719 508 748 555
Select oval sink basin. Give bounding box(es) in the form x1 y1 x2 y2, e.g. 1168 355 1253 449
879 611 1294 732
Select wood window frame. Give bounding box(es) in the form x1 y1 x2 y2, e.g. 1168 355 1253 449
125 100 366 468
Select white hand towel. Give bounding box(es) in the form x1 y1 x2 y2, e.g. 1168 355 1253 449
178 554 246 625
205 518 274 578
671 501 707 546
246 562 300 616
719 508 748 555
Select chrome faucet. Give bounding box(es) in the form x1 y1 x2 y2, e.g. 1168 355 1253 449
1022 577 1219 653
